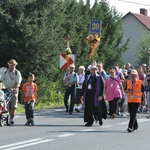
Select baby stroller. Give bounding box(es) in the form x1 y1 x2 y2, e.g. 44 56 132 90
0 89 13 126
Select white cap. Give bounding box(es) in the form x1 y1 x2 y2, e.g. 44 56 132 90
79 66 85 70
90 65 98 70
122 69 127 73
87 65 92 70
70 64 75 68
142 63 147 67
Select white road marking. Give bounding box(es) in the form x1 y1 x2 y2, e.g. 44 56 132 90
78 129 96 132
0 139 41 149
4 139 54 150
118 122 128 125
101 125 113 128
138 118 150 122
57 133 75 138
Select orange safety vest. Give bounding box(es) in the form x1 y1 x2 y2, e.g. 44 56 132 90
127 80 143 103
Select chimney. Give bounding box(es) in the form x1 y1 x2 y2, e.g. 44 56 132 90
140 8 148 16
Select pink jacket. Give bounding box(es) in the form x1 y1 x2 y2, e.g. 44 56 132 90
105 76 122 101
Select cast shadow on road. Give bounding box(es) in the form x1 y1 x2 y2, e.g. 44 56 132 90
13 124 84 127
36 112 84 119
47 129 128 134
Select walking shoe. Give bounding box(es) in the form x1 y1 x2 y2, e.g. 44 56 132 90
75 108 80 113
30 120 35 126
85 123 92 127
146 115 150 119
99 120 103 126
122 113 128 117
69 112 72 115
112 114 116 119
11 120 14 125
25 120 30 126
127 128 132 133
132 128 138 132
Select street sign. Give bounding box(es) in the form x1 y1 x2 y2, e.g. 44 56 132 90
60 54 74 70
89 20 101 35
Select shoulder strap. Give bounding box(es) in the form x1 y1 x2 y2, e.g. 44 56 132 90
5 69 18 76
109 77 119 83
74 73 77 77
5 70 8 74
15 69 18 75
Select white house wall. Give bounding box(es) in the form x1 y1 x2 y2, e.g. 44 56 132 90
122 14 149 67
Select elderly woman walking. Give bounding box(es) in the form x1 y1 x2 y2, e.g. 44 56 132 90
126 69 146 132
105 69 124 118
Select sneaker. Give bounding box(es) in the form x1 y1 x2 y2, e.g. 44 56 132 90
85 123 93 127
25 120 30 126
30 120 35 126
127 128 132 133
99 119 103 126
123 113 128 117
112 114 116 119
146 115 150 119
11 120 14 125
132 128 138 132
69 112 72 115
75 108 80 112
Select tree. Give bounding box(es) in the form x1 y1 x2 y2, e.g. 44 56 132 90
90 0 128 69
136 31 150 66
0 0 128 105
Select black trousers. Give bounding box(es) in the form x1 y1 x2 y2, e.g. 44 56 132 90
64 87 75 113
25 102 34 120
128 102 139 129
108 98 119 116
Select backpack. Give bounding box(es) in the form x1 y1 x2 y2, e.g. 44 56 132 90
5 69 18 76
4 69 19 81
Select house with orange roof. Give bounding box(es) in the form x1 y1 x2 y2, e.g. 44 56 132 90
122 8 150 66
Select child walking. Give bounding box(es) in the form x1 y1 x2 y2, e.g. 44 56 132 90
22 73 38 126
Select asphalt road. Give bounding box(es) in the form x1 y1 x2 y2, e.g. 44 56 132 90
0 108 150 150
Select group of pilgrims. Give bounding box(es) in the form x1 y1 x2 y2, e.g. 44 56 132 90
63 61 150 133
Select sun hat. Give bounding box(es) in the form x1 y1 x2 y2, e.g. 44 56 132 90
8 59 18 65
122 69 127 74
142 63 147 67
79 66 85 70
90 65 98 70
97 62 103 66
70 64 75 68
87 65 92 70
113 66 118 70
130 69 138 75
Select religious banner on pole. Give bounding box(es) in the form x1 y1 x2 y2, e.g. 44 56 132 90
89 20 101 35
86 20 101 60
60 54 75 70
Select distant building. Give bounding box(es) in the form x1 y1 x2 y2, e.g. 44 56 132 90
122 8 150 66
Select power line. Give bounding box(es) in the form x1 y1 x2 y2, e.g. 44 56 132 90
118 0 150 7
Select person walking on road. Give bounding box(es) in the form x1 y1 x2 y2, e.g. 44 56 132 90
126 69 146 132
63 64 78 114
81 65 105 126
105 69 124 118
0 59 22 125
22 73 38 126
75 66 85 112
